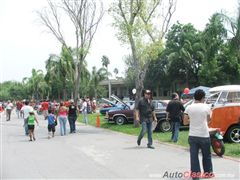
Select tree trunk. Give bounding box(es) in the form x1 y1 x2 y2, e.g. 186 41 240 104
74 62 82 103
73 63 79 103
133 68 146 128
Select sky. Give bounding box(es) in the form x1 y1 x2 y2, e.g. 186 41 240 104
0 0 238 83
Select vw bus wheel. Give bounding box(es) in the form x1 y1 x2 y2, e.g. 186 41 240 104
226 125 240 143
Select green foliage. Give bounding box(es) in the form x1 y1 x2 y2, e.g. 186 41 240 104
0 81 28 100
144 10 240 92
23 69 46 100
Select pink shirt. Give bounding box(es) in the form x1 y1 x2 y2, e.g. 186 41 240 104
58 106 68 116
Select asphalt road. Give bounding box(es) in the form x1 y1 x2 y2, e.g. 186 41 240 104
1 111 239 180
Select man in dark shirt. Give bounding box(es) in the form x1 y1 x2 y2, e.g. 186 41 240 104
68 100 78 133
166 93 185 142
136 90 157 149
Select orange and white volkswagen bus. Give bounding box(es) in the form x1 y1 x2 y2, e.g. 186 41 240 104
206 85 240 143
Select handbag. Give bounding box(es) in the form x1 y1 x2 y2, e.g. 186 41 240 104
54 120 58 126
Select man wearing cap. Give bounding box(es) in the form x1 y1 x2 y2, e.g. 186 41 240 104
135 89 157 149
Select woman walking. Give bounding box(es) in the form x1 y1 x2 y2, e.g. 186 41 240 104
57 102 68 136
81 99 88 125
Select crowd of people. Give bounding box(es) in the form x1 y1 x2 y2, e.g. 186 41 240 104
0 98 98 141
1 89 214 179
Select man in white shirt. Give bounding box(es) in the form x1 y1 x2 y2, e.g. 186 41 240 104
6 100 14 121
21 101 33 135
81 99 88 124
184 89 214 180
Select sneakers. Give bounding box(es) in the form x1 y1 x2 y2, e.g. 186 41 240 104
137 139 141 146
147 145 155 149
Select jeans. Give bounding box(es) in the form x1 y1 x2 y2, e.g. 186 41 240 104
68 116 77 133
6 109 12 120
24 118 28 135
59 116 67 136
138 121 153 146
188 136 213 180
171 121 180 142
82 111 88 124
16 109 20 118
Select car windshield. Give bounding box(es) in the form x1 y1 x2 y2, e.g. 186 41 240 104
205 93 219 104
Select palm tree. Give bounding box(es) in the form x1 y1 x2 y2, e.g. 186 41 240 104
90 66 108 97
113 68 119 78
101 55 111 98
23 69 46 100
218 3 240 57
45 46 74 100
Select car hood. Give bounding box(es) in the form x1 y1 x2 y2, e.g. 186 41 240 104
110 95 130 109
101 98 116 106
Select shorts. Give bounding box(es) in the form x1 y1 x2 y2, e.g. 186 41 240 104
48 124 56 132
28 125 35 130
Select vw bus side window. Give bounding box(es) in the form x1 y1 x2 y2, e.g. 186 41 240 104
217 91 228 104
227 92 240 103
205 93 219 105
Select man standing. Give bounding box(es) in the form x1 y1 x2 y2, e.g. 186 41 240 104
21 101 34 135
136 90 157 149
166 93 185 142
183 89 214 179
6 100 14 121
68 100 78 133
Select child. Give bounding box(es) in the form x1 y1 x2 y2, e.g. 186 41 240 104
46 110 57 139
27 111 39 141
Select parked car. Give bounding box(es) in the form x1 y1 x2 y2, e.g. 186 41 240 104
207 85 240 143
100 96 134 115
105 98 171 132
184 85 240 143
99 98 121 115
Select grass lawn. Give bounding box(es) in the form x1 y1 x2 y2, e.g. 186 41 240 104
78 113 240 158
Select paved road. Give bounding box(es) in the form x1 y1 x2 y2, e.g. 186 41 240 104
1 112 239 180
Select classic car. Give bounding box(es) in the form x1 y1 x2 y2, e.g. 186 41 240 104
207 85 240 143
105 97 171 132
183 85 240 143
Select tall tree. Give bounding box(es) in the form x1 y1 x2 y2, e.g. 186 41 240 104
45 46 74 100
164 22 204 90
37 0 104 102
89 66 108 98
110 0 176 103
113 68 119 78
101 55 111 98
23 69 46 100
199 13 228 86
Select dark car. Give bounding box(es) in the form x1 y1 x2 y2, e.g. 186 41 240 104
105 99 172 132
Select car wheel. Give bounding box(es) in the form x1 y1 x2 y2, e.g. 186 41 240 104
159 120 172 132
226 125 240 143
115 116 126 125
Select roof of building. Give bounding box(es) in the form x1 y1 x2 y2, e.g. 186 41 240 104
99 78 125 86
